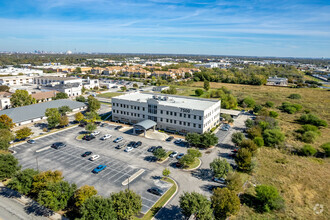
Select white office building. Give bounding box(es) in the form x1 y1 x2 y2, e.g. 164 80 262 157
112 92 221 134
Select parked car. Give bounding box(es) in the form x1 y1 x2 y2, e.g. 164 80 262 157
148 146 156 152
213 177 226 184
89 155 100 161
128 141 136 147
175 162 183 168
113 137 123 143
174 139 183 144
176 153 184 159
115 143 125 149
115 126 123 130
134 141 142 148
100 123 107 127
169 151 178 158
92 165 106 174
166 136 174 142
101 134 112 140
51 142 66 149
81 151 92 157
85 135 95 141
147 187 164 196
27 139 36 144
124 146 134 152
91 131 100 136
155 146 163 150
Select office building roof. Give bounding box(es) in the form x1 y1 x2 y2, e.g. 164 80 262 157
112 92 219 111
0 99 86 123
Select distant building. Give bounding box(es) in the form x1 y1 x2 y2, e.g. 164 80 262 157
266 76 288 86
0 92 11 110
0 99 86 127
0 76 34 86
82 78 100 89
31 91 59 103
152 86 169 92
0 67 43 76
34 76 82 85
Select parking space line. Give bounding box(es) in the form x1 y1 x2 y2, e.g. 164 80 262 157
141 196 158 204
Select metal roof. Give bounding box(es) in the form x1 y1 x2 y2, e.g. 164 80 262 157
0 99 86 123
221 109 241 116
134 119 157 130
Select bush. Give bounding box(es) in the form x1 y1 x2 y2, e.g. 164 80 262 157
247 126 262 139
242 97 255 108
231 132 245 145
263 129 285 147
288 93 301 99
265 101 274 108
301 131 318 143
299 114 328 127
211 188 240 219
195 89 204 96
226 172 243 193
235 148 252 172
8 169 39 195
253 105 263 113
179 192 213 219
0 154 20 180
153 148 167 160
269 111 278 118
320 142 330 157
279 102 302 114
300 145 317 156
253 137 264 147
210 158 232 178
255 185 284 212
239 139 258 155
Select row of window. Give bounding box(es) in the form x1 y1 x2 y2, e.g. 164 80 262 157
159 118 202 129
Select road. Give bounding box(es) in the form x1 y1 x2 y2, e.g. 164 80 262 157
154 113 251 219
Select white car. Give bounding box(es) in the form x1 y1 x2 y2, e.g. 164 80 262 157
114 136 123 143
170 151 178 158
174 139 183 144
124 146 134 152
89 155 100 161
101 134 112 140
91 131 100 136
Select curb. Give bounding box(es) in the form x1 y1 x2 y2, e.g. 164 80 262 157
122 169 145 186
151 177 178 220
182 158 202 172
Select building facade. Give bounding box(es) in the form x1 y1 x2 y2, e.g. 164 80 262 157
0 76 34 86
112 92 221 134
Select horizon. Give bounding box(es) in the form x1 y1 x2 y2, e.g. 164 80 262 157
0 0 329 58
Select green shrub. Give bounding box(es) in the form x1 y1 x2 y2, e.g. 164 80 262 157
265 101 274 108
263 129 285 147
253 137 264 147
242 97 255 108
255 185 285 212
269 111 278 118
279 102 302 114
299 114 328 127
301 131 318 143
300 145 317 156
320 142 330 157
253 105 263 113
195 89 204 96
288 94 301 99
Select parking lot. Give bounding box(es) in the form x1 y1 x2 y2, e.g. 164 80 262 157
11 125 182 214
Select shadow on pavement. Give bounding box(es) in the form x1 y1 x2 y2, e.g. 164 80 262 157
0 187 21 199
144 156 157 162
154 205 184 220
191 168 213 181
24 201 54 217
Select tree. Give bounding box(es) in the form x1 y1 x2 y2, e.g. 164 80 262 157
110 189 142 220
239 139 258 155
255 185 284 212
235 148 252 172
87 96 101 112
221 114 233 123
8 169 39 195
58 105 72 116
75 67 82 73
211 188 240 219
179 192 213 220
200 132 218 148
76 95 86 102
32 170 63 194
0 85 10 92
242 96 255 108
37 181 77 211
85 111 100 122
0 129 14 150
15 127 33 140
10 90 34 107
75 112 84 122
0 114 15 129
187 148 202 158
45 108 61 129
231 132 245 145
263 129 285 147
195 89 204 96
0 153 21 180
226 172 243 193
245 119 254 128
179 154 195 167
74 185 98 208
54 92 69 100
81 86 87 94
121 86 127 91
85 123 97 133
320 142 330 157
300 145 317 156
162 86 177 94
210 158 232 178
79 196 117 220
186 133 201 147
153 148 167 160
59 115 69 127
133 83 138 88
253 137 264 147
204 80 210 91
162 168 170 178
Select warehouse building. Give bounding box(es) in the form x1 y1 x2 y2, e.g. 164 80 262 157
112 92 221 134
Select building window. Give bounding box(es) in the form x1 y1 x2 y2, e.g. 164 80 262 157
170 112 173 116
184 114 186 118
199 124 201 128
183 122 186 126
143 107 145 111
188 115 190 118
170 119 172 123
194 115 196 119
166 119 169 122
174 120 176 124
179 121 182 125
166 111 169 115
199 116 202 120
193 123 196 127
160 118 163 122
160 110 163 114
174 112 177 116
180 113 182 117
188 122 190 126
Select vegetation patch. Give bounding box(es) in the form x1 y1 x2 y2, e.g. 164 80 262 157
96 92 122 98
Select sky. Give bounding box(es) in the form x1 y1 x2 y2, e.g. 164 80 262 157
0 0 329 58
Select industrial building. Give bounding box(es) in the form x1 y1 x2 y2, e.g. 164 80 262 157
112 92 221 134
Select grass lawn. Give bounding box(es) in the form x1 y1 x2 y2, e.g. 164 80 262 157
76 134 85 140
99 101 112 106
96 92 122 98
135 177 177 220
184 158 201 170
